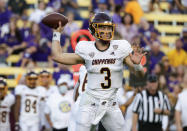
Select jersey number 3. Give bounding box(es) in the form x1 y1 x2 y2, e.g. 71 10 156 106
100 67 111 89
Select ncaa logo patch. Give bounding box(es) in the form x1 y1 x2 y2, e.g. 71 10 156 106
59 101 71 113
89 52 95 58
113 45 118 50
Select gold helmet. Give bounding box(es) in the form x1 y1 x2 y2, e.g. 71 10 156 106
89 12 115 41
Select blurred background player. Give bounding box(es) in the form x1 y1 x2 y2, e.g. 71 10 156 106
38 69 58 131
38 69 58 96
68 65 87 131
0 77 15 131
45 75 74 131
14 71 46 131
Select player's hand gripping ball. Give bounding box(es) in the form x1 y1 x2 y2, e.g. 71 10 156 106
42 12 68 29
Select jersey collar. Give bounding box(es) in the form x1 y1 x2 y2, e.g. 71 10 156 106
94 42 110 52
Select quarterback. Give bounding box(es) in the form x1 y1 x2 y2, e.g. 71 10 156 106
52 12 146 131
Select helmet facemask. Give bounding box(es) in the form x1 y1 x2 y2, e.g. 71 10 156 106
92 22 115 41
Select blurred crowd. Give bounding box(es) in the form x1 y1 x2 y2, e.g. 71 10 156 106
0 0 187 130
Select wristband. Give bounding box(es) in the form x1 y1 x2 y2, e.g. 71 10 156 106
52 32 61 42
134 64 143 71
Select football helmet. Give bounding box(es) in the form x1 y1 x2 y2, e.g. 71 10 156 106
89 12 115 41
0 77 8 98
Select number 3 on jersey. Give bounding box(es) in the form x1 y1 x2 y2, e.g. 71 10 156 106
100 67 111 89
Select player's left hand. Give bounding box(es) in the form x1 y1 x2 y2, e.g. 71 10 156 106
130 44 147 64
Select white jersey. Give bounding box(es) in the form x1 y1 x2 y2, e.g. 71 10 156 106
0 93 15 131
15 85 46 125
78 65 87 96
45 92 74 129
39 85 58 100
75 40 132 99
39 85 58 129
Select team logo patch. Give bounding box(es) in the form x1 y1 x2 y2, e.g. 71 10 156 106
89 52 95 58
59 101 71 113
113 45 118 50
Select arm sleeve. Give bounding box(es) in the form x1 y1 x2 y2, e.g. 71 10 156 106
15 85 23 96
44 101 51 114
120 40 133 59
9 93 16 106
132 93 142 113
75 41 86 60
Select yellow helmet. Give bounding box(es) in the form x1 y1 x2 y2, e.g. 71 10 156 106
89 12 115 41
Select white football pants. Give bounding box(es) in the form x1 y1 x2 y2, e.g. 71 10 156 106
75 92 125 131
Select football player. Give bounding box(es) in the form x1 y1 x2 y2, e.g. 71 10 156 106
38 69 58 131
14 71 46 131
38 69 58 97
45 76 74 131
0 77 15 131
52 12 146 131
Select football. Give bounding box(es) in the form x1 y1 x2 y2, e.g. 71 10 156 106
42 12 68 29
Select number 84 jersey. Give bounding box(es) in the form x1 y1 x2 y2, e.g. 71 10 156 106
15 85 46 125
75 40 132 99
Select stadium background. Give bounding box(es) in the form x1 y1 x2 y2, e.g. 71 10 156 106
0 0 187 130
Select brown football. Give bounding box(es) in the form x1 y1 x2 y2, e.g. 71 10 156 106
42 12 68 29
